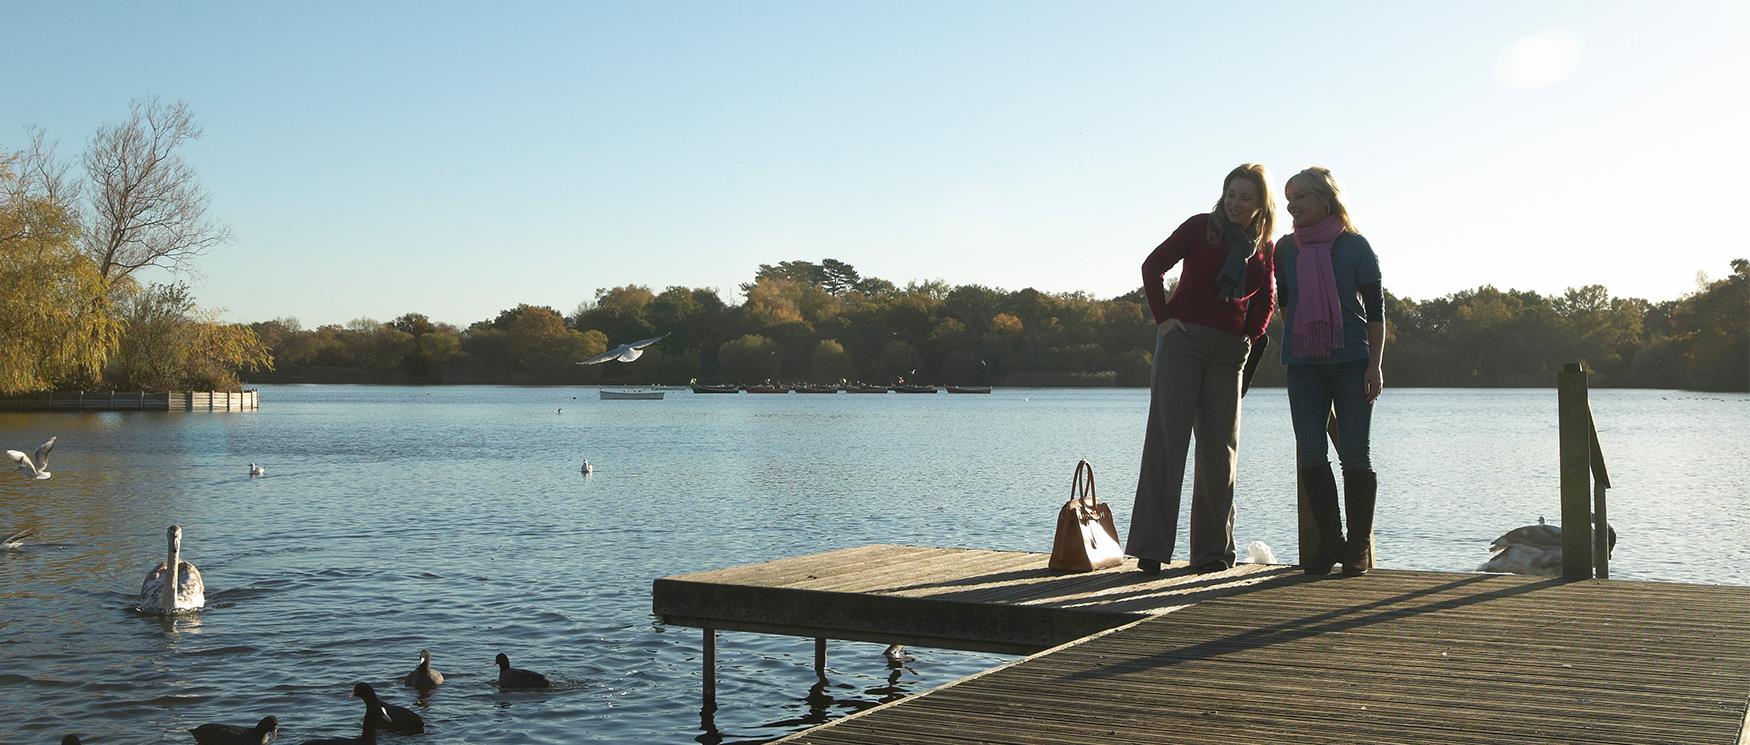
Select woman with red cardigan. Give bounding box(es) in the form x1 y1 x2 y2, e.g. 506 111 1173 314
1128 163 1276 574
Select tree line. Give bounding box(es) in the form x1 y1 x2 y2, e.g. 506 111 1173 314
246 257 1748 392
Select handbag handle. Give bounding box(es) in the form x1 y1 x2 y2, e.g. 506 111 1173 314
1070 459 1099 509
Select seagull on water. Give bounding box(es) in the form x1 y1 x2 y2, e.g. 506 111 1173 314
577 333 669 366
8 436 56 480
4 528 34 550
248 463 266 478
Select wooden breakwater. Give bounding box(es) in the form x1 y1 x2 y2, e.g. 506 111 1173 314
0 390 259 412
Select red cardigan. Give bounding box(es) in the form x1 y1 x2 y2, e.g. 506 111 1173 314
1141 213 1274 339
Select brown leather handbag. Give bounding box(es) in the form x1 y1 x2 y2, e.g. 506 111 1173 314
1049 460 1125 572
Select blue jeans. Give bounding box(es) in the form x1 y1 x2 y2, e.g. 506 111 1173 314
1286 359 1373 471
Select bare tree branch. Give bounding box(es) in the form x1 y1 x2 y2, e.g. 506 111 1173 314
81 97 231 283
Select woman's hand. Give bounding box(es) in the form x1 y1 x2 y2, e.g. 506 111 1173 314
1364 365 1384 402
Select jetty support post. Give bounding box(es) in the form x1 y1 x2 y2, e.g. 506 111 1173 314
702 626 717 712
1558 363 1596 580
814 637 827 679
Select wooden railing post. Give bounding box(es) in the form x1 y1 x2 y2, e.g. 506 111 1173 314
1589 417 1612 579
1558 363 1596 580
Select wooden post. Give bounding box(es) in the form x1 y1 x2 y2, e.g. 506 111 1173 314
814 637 827 680
1589 416 1612 579
702 626 717 712
1558 363 1595 580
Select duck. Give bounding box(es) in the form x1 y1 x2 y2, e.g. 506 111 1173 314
191 715 278 745
403 648 444 690
7 435 55 479
139 525 205 613
496 652 552 689
352 682 422 735
581 459 594 475
62 736 82 745
248 463 266 477
1478 516 1617 575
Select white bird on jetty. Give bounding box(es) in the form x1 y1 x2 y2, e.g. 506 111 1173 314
1478 516 1617 576
248 463 266 478
8 436 56 480
140 525 205 614
577 333 669 366
4 528 34 550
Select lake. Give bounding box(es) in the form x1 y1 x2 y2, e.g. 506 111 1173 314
2 385 1746 743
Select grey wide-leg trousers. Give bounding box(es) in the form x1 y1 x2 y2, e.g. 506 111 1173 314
1126 320 1249 568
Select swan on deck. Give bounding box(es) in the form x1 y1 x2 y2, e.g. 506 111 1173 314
1478 516 1617 576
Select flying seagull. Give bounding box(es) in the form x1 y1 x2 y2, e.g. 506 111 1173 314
8 436 56 480
577 333 669 366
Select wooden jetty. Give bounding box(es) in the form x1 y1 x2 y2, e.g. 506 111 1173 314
654 363 1749 742
654 545 1750 744
0 389 259 412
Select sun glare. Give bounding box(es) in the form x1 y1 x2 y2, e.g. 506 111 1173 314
1495 30 1584 90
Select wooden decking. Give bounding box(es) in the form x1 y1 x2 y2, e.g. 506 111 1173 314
653 544 1750 745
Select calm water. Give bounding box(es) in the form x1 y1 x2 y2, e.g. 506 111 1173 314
2 386 1746 743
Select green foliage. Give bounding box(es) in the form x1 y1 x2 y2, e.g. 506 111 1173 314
107 283 271 390
718 334 783 383
238 257 1748 392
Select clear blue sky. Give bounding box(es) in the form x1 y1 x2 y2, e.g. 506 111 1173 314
7 1 1747 327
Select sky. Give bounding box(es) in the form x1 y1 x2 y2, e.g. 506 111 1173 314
5 1 1747 328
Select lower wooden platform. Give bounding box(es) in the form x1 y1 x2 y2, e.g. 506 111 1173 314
653 545 1750 744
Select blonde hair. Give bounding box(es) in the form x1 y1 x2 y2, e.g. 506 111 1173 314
1206 163 1275 256
1285 167 1360 235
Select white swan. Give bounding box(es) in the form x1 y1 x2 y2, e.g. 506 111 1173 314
576 333 668 366
140 525 205 613
1478 517 1616 575
248 463 265 477
8 436 56 480
3 528 33 549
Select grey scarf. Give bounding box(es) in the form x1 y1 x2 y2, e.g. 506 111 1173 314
1214 218 1256 302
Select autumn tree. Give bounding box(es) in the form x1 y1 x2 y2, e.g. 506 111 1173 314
0 142 119 392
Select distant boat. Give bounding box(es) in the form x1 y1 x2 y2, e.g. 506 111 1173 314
601 389 665 400
844 383 888 394
690 383 740 394
946 386 993 394
743 385 791 394
793 383 839 394
890 384 938 394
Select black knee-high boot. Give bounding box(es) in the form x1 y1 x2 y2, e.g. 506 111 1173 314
1341 469 1377 576
1299 464 1344 575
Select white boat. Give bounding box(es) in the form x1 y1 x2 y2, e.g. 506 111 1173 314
600 389 665 400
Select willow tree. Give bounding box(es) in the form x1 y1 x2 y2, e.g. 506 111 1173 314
0 142 120 393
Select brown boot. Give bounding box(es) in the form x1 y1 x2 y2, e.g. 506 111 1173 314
1299 464 1344 575
1341 469 1377 576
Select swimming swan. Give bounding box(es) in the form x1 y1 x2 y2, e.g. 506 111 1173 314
139 525 205 613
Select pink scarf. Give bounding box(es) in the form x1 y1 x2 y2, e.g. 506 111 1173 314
1292 216 1346 358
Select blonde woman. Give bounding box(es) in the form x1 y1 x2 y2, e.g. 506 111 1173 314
1128 164 1276 574
1274 167 1384 576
